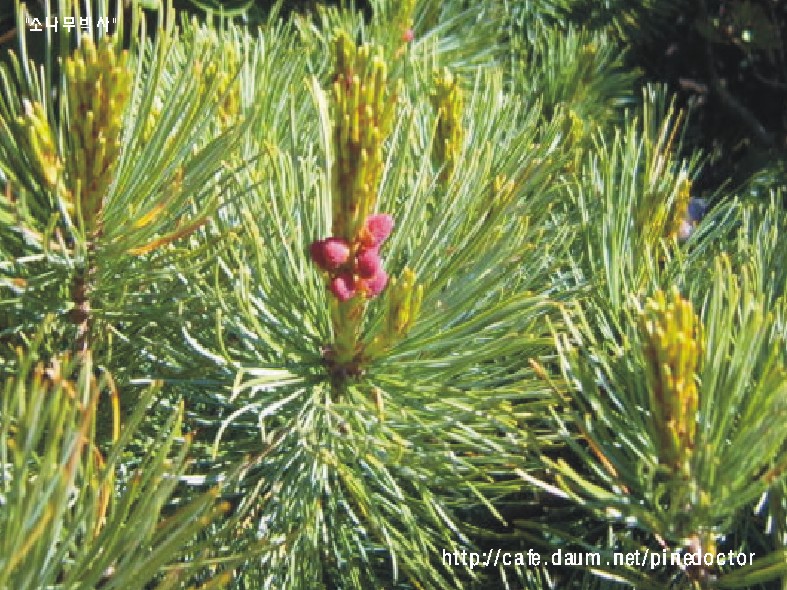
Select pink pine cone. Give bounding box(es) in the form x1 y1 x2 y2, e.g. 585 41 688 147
355 247 382 279
310 237 350 270
360 214 394 248
402 28 415 43
309 240 327 268
362 268 388 298
329 272 357 302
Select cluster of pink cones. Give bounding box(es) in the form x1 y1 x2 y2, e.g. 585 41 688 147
310 214 394 302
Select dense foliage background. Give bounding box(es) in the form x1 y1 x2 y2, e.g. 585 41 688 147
2 0 785 195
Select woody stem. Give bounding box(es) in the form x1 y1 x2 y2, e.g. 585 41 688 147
71 240 97 356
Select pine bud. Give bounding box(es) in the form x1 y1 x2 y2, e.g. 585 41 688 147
637 287 702 469
17 100 62 192
430 68 464 185
330 32 394 238
63 36 132 234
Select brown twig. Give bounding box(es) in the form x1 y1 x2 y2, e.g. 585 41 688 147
71 240 98 356
0 27 16 46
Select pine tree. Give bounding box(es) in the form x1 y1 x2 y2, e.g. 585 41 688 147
1 1 787 589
